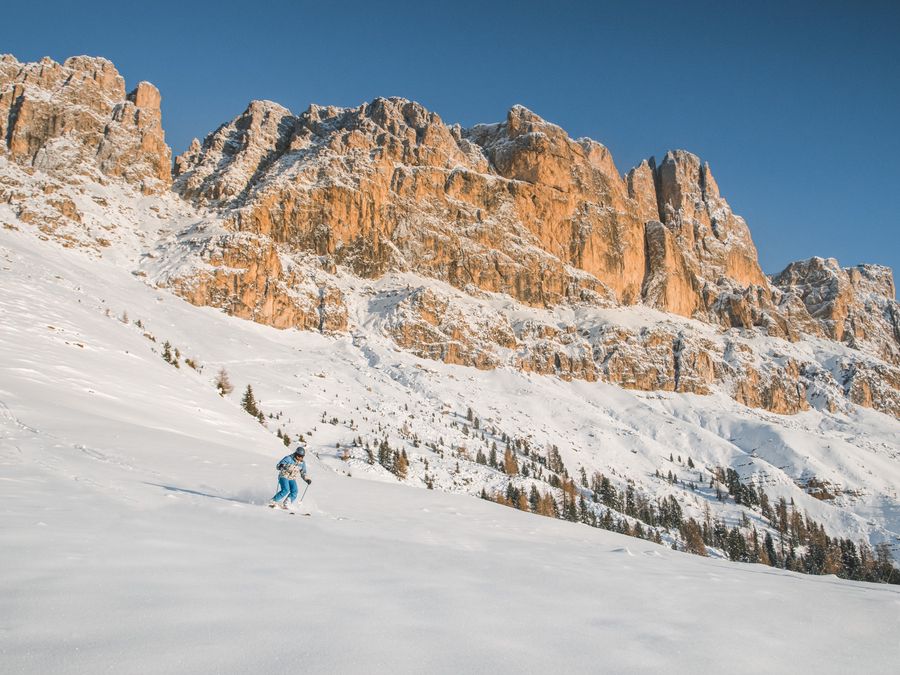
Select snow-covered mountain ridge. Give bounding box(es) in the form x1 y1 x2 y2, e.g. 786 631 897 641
2 54 900 580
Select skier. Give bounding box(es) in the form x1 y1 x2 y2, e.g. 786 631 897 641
269 446 312 511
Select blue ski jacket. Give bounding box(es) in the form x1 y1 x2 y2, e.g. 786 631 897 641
277 454 308 481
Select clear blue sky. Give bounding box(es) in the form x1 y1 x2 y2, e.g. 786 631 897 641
4 0 899 280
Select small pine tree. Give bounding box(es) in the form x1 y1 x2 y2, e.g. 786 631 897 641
528 485 540 513
242 385 260 417
378 440 392 471
162 341 174 364
215 368 234 396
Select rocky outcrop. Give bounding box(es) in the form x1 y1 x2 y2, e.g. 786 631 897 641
164 232 347 333
627 151 800 336
654 151 767 289
641 220 700 318
374 282 830 414
383 287 514 370
843 360 900 418
169 237 347 333
0 55 170 193
773 257 900 365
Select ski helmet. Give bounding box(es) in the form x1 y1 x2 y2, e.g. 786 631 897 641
294 446 306 458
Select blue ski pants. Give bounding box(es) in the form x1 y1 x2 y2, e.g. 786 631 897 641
273 476 298 502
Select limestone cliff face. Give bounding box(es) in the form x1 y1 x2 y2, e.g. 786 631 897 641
463 106 647 304
654 151 767 289
627 151 796 336
0 55 170 193
173 98 785 319
4 54 897 419
173 97 805 335
165 233 347 333
164 93 898 417
174 97 623 309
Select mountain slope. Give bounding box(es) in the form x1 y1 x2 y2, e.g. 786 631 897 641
2 217 899 674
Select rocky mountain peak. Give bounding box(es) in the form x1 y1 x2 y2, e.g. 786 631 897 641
362 96 442 134
627 148 774 332
128 81 162 111
174 99 296 204
504 104 563 136
0 54 170 193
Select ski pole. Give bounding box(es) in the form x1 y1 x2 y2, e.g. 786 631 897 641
299 482 310 503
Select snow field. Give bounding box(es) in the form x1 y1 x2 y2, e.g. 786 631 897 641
2 213 900 673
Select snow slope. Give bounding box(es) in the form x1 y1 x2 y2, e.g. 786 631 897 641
2 209 900 673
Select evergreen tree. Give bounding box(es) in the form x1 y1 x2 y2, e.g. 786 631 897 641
241 385 260 417
725 527 748 562
528 485 540 513
562 480 578 522
215 368 234 396
763 531 778 568
378 439 392 471
578 495 594 525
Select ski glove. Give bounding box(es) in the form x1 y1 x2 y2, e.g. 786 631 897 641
305 478 312 485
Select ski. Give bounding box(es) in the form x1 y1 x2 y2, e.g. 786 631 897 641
267 503 310 516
